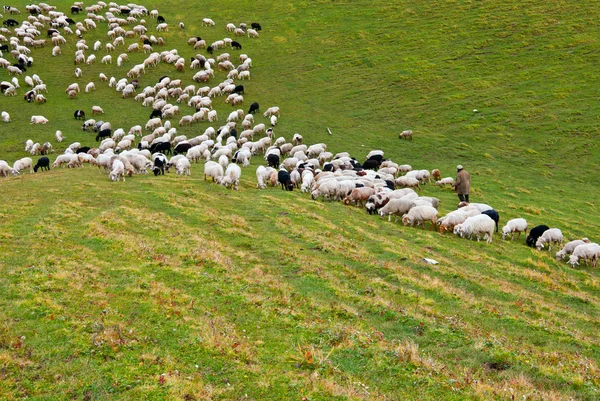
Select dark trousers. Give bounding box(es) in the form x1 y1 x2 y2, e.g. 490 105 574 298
458 194 469 203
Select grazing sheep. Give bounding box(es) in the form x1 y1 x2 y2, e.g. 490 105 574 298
399 130 413 140
174 157 191 175
395 176 421 190
344 187 376 207
435 177 455 188
380 198 416 222
568 243 600 268
402 205 438 230
501 218 528 240
535 228 563 251
204 161 224 181
216 163 241 189
33 156 50 172
30 115 48 124
1 111 10 122
526 225 549 248
481 209 500 233
454 214 495 243
109 159 125 181
556 239 590 261
55 130 65 142
12 157 34 174
437 209 469 233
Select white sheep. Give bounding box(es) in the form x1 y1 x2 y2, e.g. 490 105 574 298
535 228 563 251
217 163 241 189
204 161 224 181
30 115 48 124
437 209 468 233
0 160 12 177
2 111 11 122
379 198 415 222
174 157 191 175
109 159 125 181
12 157 33 174
263 106 280 118
401 205 438 229
435 177 455 188
454 214 495 243
569 243 600 268
556 239 590 261
501 218 528 240
85 82 96 92
395 176 421 190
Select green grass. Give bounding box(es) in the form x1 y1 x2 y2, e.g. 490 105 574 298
1 1 600 400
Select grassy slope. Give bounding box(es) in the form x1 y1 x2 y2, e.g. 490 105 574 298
1 1 599 400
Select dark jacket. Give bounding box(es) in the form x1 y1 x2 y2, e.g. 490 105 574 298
454 169 470 194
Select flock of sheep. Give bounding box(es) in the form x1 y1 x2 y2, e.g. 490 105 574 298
1 2 598 269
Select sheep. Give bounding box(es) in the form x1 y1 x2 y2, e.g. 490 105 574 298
174 157 191 175
1 111 10 122
204 161 224 181
311 179 341 201
85 82 96 92
435 177 455 188
344 187 376 207
217 163 241 189
12 157 33 174
109 159 125 181
526 225 549 248
55 130 65 142
437 209 469 233
203 18 215 27
402 205 438 230
395 176 421 190
556 239 590 261
399 130 413 140
481 209 500 233
535 228 563 251
33 156 50 172
568 243 600 268
501 218 528 240
0 160 12 177
30 115 48 124
454 214 495 243
457 202 493 212
380 198 416 222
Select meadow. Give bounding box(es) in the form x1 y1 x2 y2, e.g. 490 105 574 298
0 1 599 400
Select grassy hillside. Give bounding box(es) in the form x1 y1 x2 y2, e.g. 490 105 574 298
1 1 599 400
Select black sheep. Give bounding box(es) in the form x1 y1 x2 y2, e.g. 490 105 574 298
150 141 171 155
143 38 152 45
33 157 50 172
76 147 91 154
230 128 237 138
71 5 81 13
12 63 26 72
207 45 214 55
481 209 500 232
65 18 76 25
149 109 163 120
231 41 242 50
95 129 112 142
157 15 165 24
367 154 385 164
0 82 11 93
0 44 9 52
251 22 262 31
362 159 380 170
526 225 550 247
3 19 19 27
233 85 244 95
278 169 294 191
47 29 58 37
323 163 334 172
74 109 85 120
153 157 165 176
173 142 192 155
248 102 259 114
267 153 280 169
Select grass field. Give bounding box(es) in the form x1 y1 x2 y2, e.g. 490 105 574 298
1 1 600 400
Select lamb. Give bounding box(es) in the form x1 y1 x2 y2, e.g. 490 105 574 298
556 239 590 261
12 157 34 174
343 187 376 207
204 161 224 181
501 218 528 240
535 228 563 251
109 159 125 181
568 243 600 268
454 214 495 243
402 205 438 230
380 198 416 222
526 225 549 248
